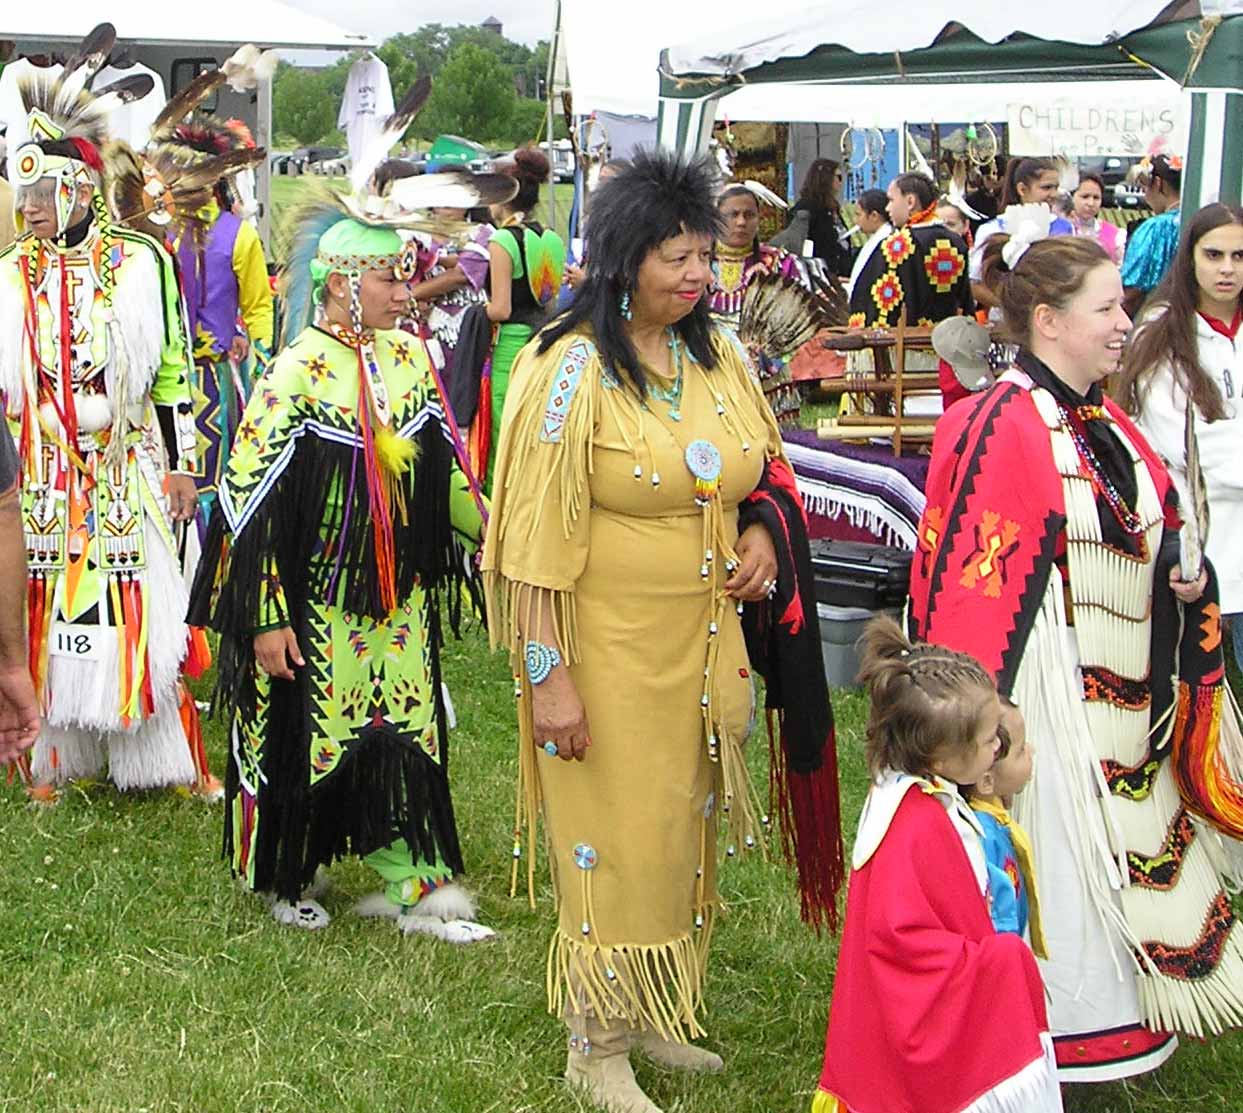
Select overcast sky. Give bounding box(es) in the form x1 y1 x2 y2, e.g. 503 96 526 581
297 0 558 48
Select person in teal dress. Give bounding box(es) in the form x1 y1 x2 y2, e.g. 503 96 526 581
1122 153 1183 315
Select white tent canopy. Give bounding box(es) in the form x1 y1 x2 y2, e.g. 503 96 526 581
558 0 1190 126
561 0 748 118
664 0 1179 80
1 1 372 50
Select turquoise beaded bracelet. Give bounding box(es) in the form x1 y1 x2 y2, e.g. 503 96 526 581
525 640 562 686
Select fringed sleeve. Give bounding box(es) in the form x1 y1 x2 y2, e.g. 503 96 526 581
482 331 597 899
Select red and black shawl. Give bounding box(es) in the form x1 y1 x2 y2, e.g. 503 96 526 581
739 457 845 931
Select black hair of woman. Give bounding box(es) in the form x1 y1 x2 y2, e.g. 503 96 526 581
1075 171 1106 196
1117 203 1243 423
537 148 723 395
999 156 1057 208
799 158 843 217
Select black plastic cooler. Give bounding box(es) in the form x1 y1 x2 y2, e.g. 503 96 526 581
809 540 913 687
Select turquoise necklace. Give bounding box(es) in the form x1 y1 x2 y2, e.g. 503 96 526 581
644 328 685 421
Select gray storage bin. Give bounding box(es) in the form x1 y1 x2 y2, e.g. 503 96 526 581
818 602 896 688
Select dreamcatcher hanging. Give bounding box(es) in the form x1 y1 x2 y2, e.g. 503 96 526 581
964 122 999 168
840 124 885 199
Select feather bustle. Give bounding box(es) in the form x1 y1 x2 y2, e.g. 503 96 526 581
738 274 829 357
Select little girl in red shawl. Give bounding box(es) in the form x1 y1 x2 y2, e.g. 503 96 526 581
812 618 1063 1113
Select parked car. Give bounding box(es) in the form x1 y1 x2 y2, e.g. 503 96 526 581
316 153 351 177
1076 155 1148 209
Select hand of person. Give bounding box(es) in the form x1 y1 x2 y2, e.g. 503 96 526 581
0 664 40 762
1170 564 1209 605
166 474 199 523
254 627 305 681
531 666 591 762
229 335 250 364
726 523 779 602
564 263 586 290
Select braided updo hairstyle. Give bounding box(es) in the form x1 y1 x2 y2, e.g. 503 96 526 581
498 146 550 212
857 616 997 779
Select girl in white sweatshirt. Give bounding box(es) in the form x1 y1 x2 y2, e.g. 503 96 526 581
1119 202 1243 660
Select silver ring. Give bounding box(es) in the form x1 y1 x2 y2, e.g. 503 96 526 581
543 741 559 757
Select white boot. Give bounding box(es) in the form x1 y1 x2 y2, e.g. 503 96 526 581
269 898 330 929
363 881 497 944
263 872 332 930
396 916 497 944
564 1018 664 1113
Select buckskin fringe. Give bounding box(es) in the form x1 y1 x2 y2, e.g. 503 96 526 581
548 910 716 1044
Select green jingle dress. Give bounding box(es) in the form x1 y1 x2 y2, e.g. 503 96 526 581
191 325 484 903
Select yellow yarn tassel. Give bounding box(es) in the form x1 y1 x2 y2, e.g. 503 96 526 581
374 425 418 525
374 425 418 476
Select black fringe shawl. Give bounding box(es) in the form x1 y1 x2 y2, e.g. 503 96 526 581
189 420 478 900
738 458 845 933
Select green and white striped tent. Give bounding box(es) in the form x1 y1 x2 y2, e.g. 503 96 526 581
657 1 1243 220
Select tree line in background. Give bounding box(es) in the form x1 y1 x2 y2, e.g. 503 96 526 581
274 23 569 150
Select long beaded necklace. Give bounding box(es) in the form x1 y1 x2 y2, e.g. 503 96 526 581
643 327 686 422
1057 401 1144 536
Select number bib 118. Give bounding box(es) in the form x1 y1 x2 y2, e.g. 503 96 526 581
50 623 103 662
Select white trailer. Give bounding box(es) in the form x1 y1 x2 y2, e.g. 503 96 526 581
2 1 372 249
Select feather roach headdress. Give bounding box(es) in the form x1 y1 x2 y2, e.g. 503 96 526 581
12 22 155 236
104 43 271 243
279 168 519 341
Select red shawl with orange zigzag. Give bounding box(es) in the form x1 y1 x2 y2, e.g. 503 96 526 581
909 371 1243 838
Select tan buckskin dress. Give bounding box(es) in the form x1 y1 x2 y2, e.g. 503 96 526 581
484 326 786 1041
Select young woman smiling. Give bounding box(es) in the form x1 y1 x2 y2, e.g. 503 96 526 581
910 231 1243 1084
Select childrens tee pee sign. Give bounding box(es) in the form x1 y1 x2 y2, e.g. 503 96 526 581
1007 95 1187 158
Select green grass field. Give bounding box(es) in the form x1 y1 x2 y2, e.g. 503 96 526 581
2 623 1241 1112
3 174 1239 1111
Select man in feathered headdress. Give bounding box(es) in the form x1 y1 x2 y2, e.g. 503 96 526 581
0 25 202 797
189 189 506 937
162 114 272 537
